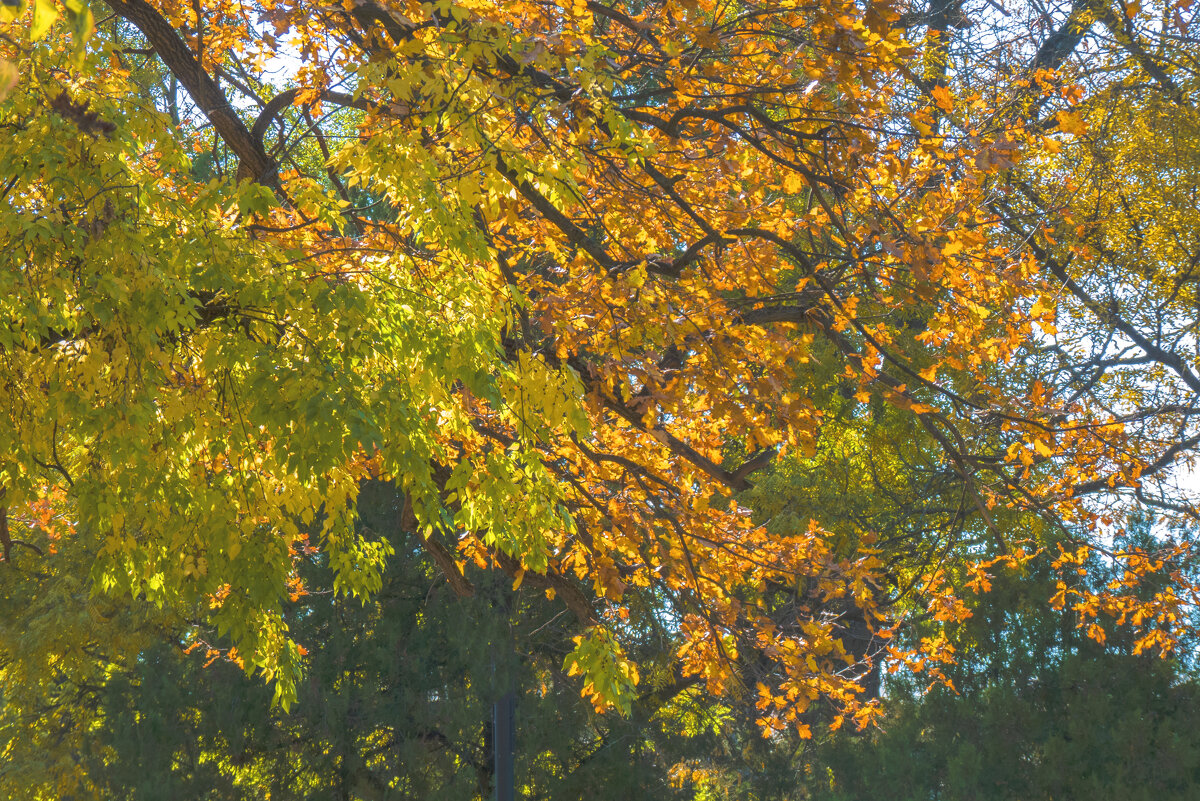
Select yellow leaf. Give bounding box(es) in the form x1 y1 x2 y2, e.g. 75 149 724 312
627 264 647 288
782 172 807 193
0 60 16 102
0 2 25 25
1056 109 1088 136
930 85 954 112
31 0 57 40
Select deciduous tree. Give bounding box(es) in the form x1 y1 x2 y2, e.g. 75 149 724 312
1 0 1198 751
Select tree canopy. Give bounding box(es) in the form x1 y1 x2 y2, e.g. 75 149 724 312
2 0 1200 795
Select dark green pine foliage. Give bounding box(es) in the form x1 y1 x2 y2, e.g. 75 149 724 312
85 481 729 801
804 529 1200 801
84 489 1200 801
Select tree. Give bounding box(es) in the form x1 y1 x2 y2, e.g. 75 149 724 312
804 524 1200 801
67 482 789 801
1 0 1199 748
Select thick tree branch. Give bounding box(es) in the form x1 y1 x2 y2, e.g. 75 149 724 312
104 0 281 191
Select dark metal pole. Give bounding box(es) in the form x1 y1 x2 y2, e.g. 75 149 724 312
493 691 516 801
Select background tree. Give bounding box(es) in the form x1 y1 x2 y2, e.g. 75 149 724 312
72 482 789 801
804 521 1200 801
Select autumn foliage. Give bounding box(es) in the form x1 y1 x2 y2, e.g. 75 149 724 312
1 0 1199 764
